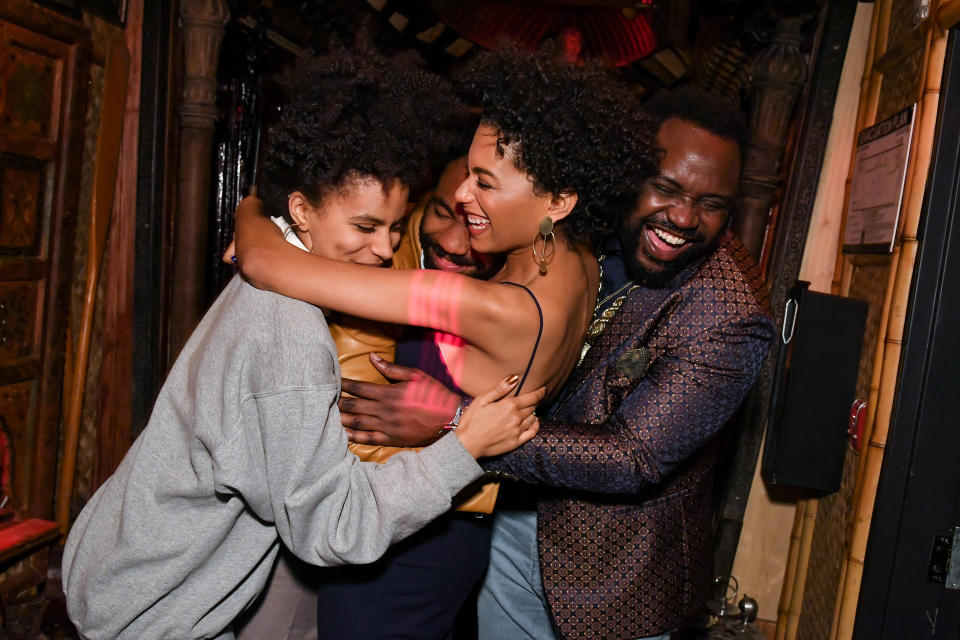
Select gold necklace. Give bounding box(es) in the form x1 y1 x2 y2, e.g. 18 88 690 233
579 255 638 364
594 280 635 310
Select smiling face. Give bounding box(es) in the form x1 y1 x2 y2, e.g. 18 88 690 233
455 124 573 257
288 175 409 266
419 157 502 279
622 117 741 286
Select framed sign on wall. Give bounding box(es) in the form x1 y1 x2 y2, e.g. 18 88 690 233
843 104 917 254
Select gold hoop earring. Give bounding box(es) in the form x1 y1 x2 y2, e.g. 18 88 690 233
532 216 556 275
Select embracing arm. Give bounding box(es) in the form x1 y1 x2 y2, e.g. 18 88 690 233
230 374 539 566
484 314 774 494
234 197 513 350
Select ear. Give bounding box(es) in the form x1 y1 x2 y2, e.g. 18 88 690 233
286 191 315 251
287 191 311 230
546 190 578 225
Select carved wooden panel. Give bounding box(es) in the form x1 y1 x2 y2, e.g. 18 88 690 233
0 381 34 517
0 159 46 255
0 280 42 361
1 37 60 144
0 3 89 523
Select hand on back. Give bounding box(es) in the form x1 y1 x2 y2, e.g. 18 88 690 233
340 354 460 447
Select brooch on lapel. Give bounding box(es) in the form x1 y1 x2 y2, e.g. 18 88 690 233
615 347 651 379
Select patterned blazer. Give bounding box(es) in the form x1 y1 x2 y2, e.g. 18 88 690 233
494 231 774 639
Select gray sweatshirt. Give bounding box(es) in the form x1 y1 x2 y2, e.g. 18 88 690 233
62 275 482 639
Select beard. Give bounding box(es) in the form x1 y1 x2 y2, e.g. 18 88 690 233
619 217 717 288
419 224 503 280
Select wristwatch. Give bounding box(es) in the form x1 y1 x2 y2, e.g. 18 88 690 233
440 396 470 435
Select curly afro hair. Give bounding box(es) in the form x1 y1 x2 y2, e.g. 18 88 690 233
643 86 748 157
259 44 464 218
457 43 658 245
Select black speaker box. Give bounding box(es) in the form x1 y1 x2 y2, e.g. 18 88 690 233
762 281 869 493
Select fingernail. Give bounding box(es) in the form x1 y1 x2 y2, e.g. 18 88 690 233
370 353 383 363
506 374 519 384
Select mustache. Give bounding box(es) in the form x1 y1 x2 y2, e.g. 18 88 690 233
421 235 481 267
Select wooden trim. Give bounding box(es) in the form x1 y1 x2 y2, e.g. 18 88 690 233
131 0 174 435
94 0 144 489
0 0 90 43
167 0 229 359
55 37 130 532
0 519 59 565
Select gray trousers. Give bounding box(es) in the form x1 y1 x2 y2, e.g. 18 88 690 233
234 550 318 640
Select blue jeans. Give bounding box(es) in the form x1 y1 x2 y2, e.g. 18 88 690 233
477 508 671 640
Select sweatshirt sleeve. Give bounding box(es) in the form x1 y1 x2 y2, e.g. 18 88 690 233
210 383 482 566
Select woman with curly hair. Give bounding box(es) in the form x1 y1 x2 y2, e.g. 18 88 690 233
59 48 542 640
231 44 658 639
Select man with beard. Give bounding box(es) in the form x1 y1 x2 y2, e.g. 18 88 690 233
344 86 775 639
416 156 503 279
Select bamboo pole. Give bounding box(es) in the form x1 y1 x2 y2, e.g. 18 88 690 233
833 23 945 640
775 500 807 640
783 499 818 639
55 40 130 534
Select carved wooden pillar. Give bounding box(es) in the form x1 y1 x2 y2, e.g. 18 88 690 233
170 0 229 360
731 17 808 260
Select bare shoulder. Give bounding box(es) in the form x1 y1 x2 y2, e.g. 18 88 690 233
532 245 599 326
492 247 597 355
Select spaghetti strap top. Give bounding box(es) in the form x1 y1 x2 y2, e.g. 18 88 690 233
501 282 544 396
394 281 544 398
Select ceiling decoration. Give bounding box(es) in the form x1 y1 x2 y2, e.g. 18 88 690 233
423 0 657 66
225 0 817 100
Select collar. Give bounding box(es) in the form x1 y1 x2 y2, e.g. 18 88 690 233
270 215 309 252
269 216 329 315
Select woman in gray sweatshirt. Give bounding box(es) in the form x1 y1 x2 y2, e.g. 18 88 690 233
61 48 541 640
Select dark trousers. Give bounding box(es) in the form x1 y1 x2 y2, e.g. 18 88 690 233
315 512 491 640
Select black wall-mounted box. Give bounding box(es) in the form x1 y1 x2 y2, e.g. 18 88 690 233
762 282 869 493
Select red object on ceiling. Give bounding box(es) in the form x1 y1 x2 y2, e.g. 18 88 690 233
432 2 657 66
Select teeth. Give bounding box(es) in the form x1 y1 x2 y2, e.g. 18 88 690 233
466 215 489 227
653 227 686 247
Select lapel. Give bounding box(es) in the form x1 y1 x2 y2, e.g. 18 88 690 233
556 284 684 409
554 237 724 412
